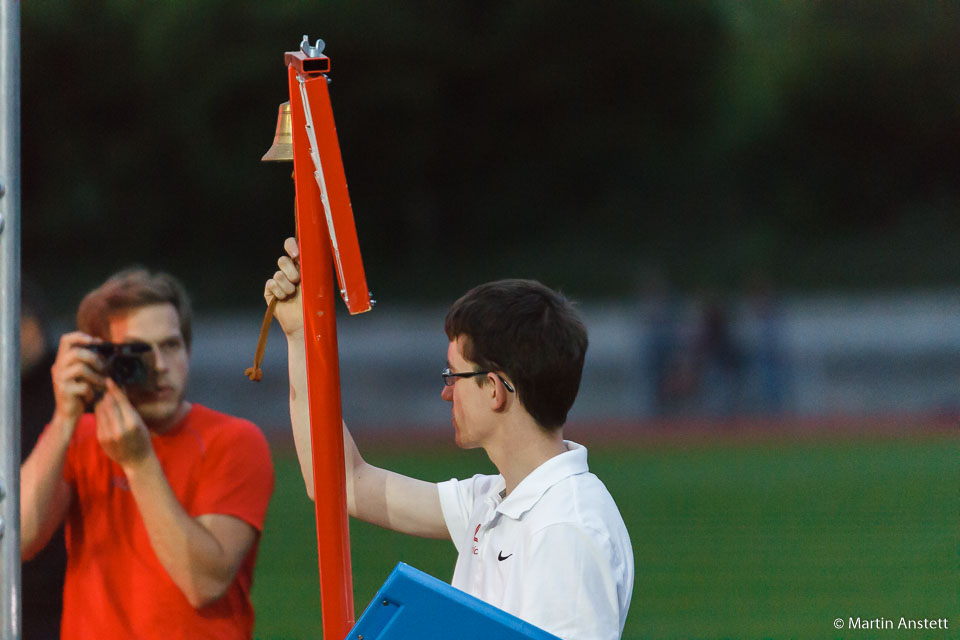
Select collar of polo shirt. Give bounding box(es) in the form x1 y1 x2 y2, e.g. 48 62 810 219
495 441 589 520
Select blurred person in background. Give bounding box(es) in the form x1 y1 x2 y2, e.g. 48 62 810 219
19 268 274 639
693 296 744 417
635 268 681 417
265 238 633 640
20 278 65 639
743 272 788 414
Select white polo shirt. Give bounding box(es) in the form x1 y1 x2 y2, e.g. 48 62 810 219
437 441 634 640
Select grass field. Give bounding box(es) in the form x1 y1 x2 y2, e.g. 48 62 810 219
251 428 958 639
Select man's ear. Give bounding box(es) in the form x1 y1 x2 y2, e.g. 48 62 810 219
489 373 509 412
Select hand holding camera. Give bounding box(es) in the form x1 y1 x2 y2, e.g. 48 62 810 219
57 336 158 465
94 378 154 467
51 332 107 424
51 333 158 424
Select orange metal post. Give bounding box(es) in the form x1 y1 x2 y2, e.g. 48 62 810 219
285 39 372 639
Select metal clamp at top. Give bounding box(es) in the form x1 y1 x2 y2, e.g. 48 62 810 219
300 35 326 58
286 35 330 74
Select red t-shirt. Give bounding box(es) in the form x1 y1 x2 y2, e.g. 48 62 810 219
59 404 274 639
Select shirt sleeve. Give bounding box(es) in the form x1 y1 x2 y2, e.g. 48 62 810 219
515 523 622 640
192 419 275 531
438 474 491 554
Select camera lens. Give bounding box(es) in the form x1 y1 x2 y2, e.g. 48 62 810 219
109 355 146 386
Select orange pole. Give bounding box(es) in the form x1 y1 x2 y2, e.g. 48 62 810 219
287 62 355 638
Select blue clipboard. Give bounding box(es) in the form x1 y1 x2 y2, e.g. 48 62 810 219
347 562 561 640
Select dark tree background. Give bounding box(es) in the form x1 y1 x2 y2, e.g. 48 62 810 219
19 1 960 313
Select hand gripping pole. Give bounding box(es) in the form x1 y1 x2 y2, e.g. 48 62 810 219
285 36 372 640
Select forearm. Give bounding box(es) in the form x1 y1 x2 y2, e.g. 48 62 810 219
124 455 240 608
285 331 317 499
281 306 446 538
344 426 449 539
287 333 370 514
20 414 74 558
342 422 368 519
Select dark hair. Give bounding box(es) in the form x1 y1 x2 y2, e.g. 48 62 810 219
76 267 193 349
444 279 588 430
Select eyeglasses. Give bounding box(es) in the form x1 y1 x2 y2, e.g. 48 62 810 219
442 368 515 393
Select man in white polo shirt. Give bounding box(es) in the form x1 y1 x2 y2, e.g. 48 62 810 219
265 237 633 640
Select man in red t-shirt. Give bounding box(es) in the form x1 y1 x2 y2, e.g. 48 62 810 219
20 268 274 639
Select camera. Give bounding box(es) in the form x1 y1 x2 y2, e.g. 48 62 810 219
81 341 157 391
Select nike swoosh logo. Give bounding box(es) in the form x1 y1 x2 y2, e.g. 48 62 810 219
498 551 513 561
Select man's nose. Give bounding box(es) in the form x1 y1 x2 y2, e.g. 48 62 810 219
441 384 453 402
151 346 168 371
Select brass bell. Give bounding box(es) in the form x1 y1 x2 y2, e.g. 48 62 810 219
249 101 295 382
261 101 293 162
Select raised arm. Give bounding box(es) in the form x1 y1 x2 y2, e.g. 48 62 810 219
265 237 448 539
20 332 104 559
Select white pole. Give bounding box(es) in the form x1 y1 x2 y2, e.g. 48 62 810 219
0 0 21 638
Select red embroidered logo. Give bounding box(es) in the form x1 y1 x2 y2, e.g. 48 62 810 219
472 523 481 555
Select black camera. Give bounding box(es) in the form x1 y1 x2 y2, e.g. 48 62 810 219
81 341 157 390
